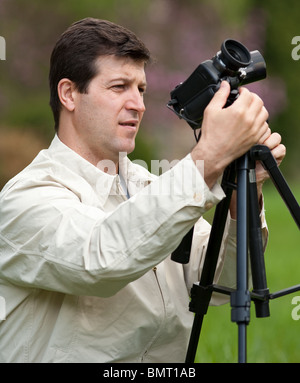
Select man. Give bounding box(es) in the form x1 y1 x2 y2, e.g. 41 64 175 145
0 18 285 363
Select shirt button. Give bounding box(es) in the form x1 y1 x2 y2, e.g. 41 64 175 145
205 202 214 210
193 193 202 203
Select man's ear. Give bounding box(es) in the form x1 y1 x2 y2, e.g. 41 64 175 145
57 78 76 112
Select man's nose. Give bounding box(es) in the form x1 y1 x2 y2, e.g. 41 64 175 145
125 89 146 113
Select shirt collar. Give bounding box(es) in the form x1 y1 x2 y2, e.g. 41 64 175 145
47 135 154 206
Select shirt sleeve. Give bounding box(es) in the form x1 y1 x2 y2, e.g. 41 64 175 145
0 155 225 298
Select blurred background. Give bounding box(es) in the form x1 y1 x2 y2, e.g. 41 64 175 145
0 0 299 362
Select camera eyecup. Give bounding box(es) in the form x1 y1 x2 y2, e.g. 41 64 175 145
220 39 251 71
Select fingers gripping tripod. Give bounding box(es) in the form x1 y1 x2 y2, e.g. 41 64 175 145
171 145 300 363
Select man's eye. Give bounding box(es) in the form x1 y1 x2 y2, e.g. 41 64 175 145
138 86 147 96
113 84 125 90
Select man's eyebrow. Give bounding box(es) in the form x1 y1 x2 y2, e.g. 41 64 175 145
108 76 129 83
108 76 147 87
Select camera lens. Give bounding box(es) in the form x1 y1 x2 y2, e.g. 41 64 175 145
220 39 251 71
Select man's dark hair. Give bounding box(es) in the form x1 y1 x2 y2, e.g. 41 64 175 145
49 18 151 131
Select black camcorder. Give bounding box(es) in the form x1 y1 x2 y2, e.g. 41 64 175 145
167 39 266 131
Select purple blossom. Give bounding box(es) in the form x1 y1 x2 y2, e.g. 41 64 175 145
137 3 286 132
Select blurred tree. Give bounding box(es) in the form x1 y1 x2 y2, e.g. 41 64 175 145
0 0 299 187
259 0 300 180
130 0 289 164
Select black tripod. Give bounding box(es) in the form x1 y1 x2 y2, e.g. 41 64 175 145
171 144 300 363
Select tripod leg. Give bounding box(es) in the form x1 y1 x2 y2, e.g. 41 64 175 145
185 195 232 362
250 145 300 229
185 310 206 363
185 164 236 363
231 154 251 363
248 159 270 318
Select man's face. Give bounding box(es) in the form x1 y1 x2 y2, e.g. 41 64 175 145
72 55 147 167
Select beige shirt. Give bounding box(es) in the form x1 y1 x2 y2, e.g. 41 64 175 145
0 135 265 362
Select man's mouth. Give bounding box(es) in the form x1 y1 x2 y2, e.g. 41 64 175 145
119 121 138 128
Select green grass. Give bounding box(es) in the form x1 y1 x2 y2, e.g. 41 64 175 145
194 182 300 363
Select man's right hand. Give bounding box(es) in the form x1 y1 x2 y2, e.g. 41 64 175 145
191 80 269 189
